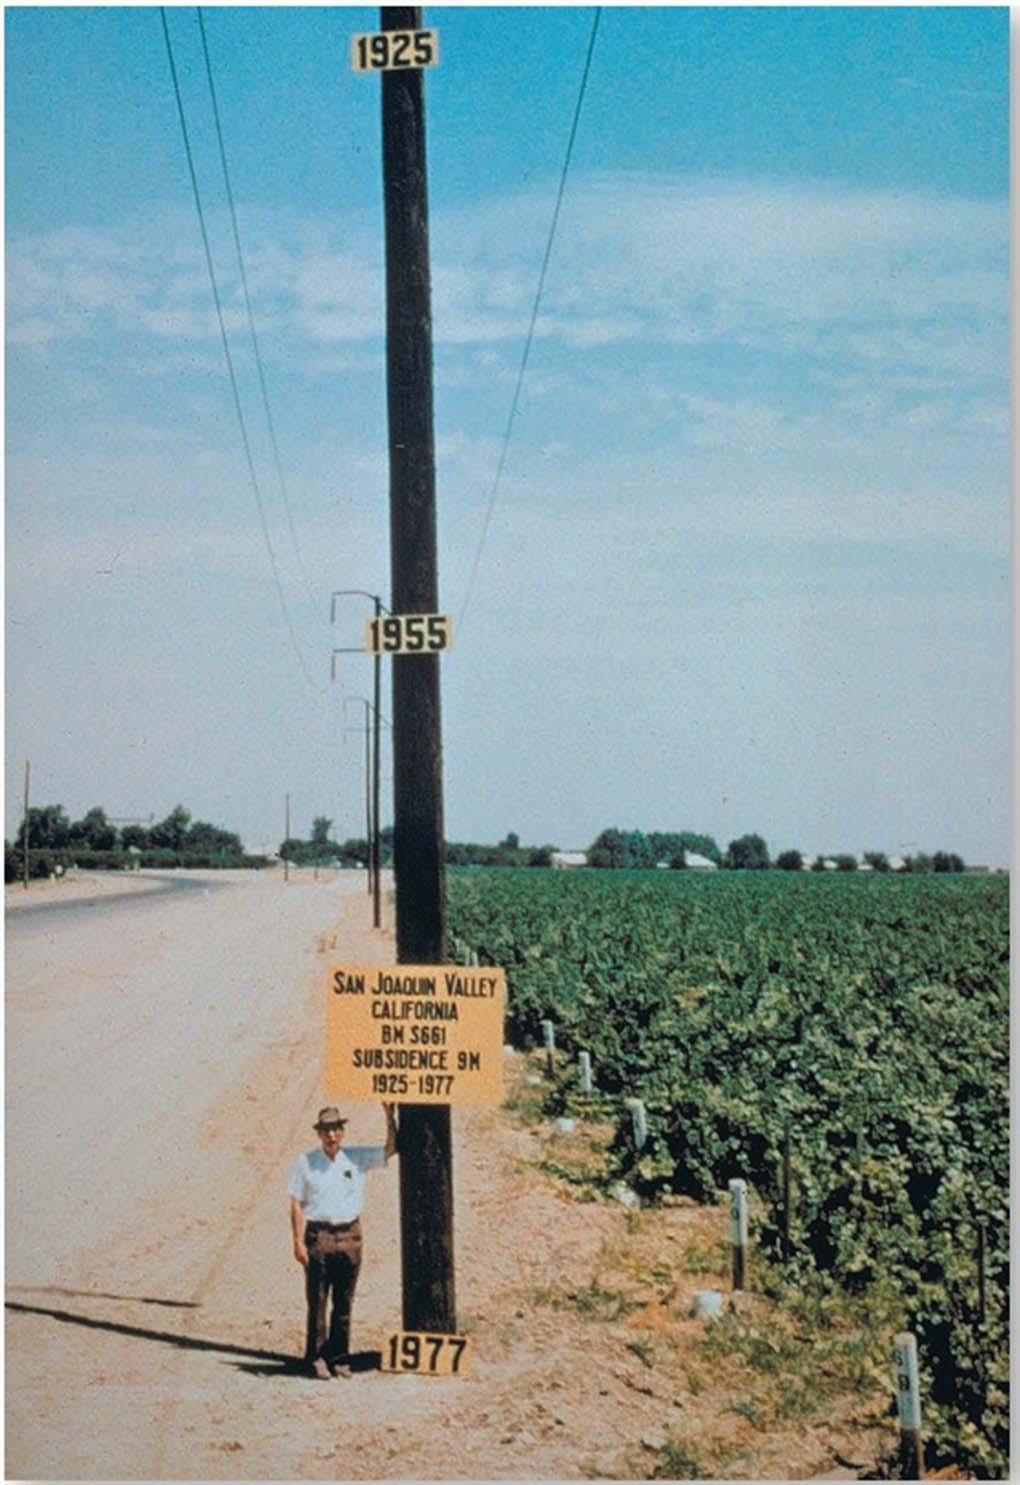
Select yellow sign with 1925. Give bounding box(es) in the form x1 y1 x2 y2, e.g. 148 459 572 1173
326 963 505 1106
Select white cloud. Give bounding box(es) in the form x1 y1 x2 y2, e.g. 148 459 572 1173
7 177 1006 380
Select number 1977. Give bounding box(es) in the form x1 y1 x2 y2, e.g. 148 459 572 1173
383 1330 469 1376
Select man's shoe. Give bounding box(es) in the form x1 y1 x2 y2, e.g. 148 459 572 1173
309 1358 331 1380
329 1361 352 1379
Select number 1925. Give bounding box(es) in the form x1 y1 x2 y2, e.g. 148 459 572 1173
383 1330 470 1376
351 29 438 72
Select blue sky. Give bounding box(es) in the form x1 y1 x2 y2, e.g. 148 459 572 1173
5 5 1011 863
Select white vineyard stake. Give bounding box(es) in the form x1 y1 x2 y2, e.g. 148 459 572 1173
624 1097 647 1150
540 1019 555 1077
578 1051 592 1094
894 1332 924 1478
729 1178 749 1290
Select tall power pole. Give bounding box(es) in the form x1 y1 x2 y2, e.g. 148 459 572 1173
380 4 455 1332
23 759 30 891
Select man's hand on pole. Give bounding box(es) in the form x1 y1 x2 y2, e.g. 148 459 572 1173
383 1101 398 1160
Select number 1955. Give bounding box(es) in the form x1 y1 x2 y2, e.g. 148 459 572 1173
366 613 452 654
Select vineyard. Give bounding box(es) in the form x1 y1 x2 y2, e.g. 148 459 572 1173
447 868 1010 1478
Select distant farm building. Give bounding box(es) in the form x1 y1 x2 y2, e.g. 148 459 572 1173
551 851 588 870
685 852 718 871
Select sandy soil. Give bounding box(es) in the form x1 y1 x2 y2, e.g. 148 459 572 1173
5 870 893 1481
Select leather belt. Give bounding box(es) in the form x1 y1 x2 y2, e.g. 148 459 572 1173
305 1219 359 1232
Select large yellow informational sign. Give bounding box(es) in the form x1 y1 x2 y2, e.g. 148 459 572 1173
326 963 505 1106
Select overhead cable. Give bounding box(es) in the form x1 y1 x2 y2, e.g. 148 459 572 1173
159 7 323 692
196 7 320 621
458 6 602 629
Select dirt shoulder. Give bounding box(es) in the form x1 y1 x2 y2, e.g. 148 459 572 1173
6 875 896 1481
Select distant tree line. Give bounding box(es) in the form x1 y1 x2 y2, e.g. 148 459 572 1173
6 803 270 882
273 817 969 878
585 829 966 873
279 816 396 869
445 832 557 868
279 825 558 871
587 829 724 869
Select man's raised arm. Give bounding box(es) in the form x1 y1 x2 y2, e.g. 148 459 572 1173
383 1103 398 1161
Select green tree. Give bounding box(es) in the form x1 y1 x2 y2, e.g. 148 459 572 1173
17 804 71 851
863 851 890 872
68 807 117 852
677 832 722 865
187 820 242 856
933 851 965 873
588 828 624 868
724 833 770 870
311 816 333 846
834 854 857 872
588 828 656 869
150 805 192 852
775 849 803 871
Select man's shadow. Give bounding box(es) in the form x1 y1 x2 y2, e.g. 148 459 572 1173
232 1349 382 1378
6 1299 381 1378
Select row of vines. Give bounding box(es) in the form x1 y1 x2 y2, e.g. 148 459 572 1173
446 868 1009 1478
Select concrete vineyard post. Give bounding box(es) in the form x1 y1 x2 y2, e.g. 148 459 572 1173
625 1097 647 1150
578 1051 592 1093
781 1126 791 1259
894 1331 924 1479
729 1178 749 1290
541 1019 555 1077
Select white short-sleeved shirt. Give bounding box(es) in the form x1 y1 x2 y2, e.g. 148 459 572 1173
289 1146 387 1223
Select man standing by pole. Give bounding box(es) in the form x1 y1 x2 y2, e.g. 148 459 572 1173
290 1104 398 1377
380 5 456 1334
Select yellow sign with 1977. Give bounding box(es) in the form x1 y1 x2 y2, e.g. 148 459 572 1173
326 963 505 1106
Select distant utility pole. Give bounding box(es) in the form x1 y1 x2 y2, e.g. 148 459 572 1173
343 695 376 905
284 792 291 883
380 3 454 1333
23 759 30 891
332 588 387 929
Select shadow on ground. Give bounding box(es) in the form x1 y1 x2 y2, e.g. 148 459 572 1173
7 1300 384 1381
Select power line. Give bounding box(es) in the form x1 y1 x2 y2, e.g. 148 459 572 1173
196 7 320 621
458 6 602 629
159 7 323 693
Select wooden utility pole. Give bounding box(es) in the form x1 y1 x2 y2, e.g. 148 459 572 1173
381 2 455 1333
23 759 30 891
371 594 383 929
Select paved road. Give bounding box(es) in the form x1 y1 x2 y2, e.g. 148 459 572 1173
6 871 228 935
5 870 364 1287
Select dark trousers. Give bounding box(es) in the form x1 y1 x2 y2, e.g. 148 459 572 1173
304 1220 363 1363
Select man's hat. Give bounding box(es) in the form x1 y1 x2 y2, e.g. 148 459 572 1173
314 1106 348 1130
